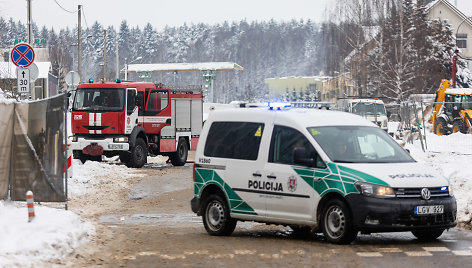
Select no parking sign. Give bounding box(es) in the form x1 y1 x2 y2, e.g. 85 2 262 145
11 43 35 67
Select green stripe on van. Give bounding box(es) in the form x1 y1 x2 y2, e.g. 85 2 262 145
194 168 257 215
292 162 388 197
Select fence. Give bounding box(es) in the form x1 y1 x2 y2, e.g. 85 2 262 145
388 101 472 155
0 94 68 202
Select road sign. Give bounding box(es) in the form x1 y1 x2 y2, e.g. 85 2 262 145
11 43 35 67
17 68 30 93
65 71 80 87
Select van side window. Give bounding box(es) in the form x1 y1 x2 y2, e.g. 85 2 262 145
204 122 264 160
269 125 325 168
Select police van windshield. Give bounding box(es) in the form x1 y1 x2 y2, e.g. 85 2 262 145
308 126 414 163
73 88 125 112
352 102 386 116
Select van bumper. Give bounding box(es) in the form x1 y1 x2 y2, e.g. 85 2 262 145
191 197 200 214
345 194 457 232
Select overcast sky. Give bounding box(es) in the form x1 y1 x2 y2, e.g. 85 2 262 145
0 0 330 30
1 0 472 31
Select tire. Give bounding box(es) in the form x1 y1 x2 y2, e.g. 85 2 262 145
169 138 188 166
411 229 445 241
452 120 467 134
79 152 88 164
435 118 449 136
321 198 357 244
128 138 147 168
119 152 130 164
202 194 236 236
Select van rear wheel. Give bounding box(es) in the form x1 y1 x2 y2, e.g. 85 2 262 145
202 194 236 236
321 198 357 244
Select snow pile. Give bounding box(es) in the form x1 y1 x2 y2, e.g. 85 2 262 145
0 201 94 267
406 132 472 226
0 88 15 104
69 157 147 196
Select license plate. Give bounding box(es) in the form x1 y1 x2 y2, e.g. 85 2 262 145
415 205 444 215
108 144 123 150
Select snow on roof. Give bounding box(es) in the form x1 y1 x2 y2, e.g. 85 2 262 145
124 62 243 73
0 62 51 79
445 87 472 94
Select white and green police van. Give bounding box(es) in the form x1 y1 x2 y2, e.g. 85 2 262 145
191 106 456 244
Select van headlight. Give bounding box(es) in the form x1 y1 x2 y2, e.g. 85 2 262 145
113 137 129 143
448 185 454 196
354 181 395 198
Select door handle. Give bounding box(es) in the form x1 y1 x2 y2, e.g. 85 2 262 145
267 175 277 179
252 173 262 177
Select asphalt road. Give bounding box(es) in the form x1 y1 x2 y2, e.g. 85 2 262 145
68 161 472 268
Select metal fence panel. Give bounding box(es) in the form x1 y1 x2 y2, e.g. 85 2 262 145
0 102 14 199
10 94 66 202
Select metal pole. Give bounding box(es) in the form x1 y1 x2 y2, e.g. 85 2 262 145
124 58 128 80
64 94 68 210
78 5 82 82
27 0 32 45
115 40 119 79
103 30 107 81
421 101 427 150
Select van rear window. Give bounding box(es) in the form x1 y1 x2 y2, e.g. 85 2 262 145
204 122 264 160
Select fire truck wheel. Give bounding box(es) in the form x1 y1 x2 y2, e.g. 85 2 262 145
79 153 89 164
119 152 130 165
170 138 188 166
129 138 147 168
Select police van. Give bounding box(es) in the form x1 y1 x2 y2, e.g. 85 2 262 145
190 105 456 244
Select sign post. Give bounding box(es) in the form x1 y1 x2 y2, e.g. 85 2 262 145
11 43 35 99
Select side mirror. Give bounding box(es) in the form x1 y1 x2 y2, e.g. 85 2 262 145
293 147 315 167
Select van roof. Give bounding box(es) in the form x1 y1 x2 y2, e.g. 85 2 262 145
207 108 376 128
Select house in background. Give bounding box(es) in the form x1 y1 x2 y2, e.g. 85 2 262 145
426 0 472 58
264 76 325 101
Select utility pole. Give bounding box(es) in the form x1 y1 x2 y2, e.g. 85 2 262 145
103 29 107 81
115 40 119 79
78 5 82 82
27 0 33 44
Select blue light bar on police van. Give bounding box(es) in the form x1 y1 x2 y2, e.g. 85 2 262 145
440 186 447 191
268 102 291 110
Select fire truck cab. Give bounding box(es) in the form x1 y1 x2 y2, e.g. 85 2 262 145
70 79 203 168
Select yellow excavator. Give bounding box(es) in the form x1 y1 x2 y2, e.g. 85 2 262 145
430 79 472 135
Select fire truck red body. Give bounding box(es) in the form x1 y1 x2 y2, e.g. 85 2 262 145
70 80 203 168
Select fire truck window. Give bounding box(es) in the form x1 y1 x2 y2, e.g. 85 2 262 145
137 92 145 116
145 90 168 115
127 90 136 115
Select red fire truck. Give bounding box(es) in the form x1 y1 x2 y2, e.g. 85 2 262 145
69 79 203 168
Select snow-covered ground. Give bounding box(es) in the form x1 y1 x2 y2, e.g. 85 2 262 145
1 122 472 266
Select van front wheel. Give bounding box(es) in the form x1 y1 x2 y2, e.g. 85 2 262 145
202 194 236 236
321 198 357 244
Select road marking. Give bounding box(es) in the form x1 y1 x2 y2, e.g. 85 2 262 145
357 252 383 257
405 251 433 257
452 250 472 256
159 254 186 260
378 248 402 253
209 254 234 259
422 247 450 252
138 251 160 256
184 250 209 255
234 250 257 255
280 249 306 255
258 253 281 259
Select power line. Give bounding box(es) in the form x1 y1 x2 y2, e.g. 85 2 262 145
54 0 76 14
82 6 89 29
